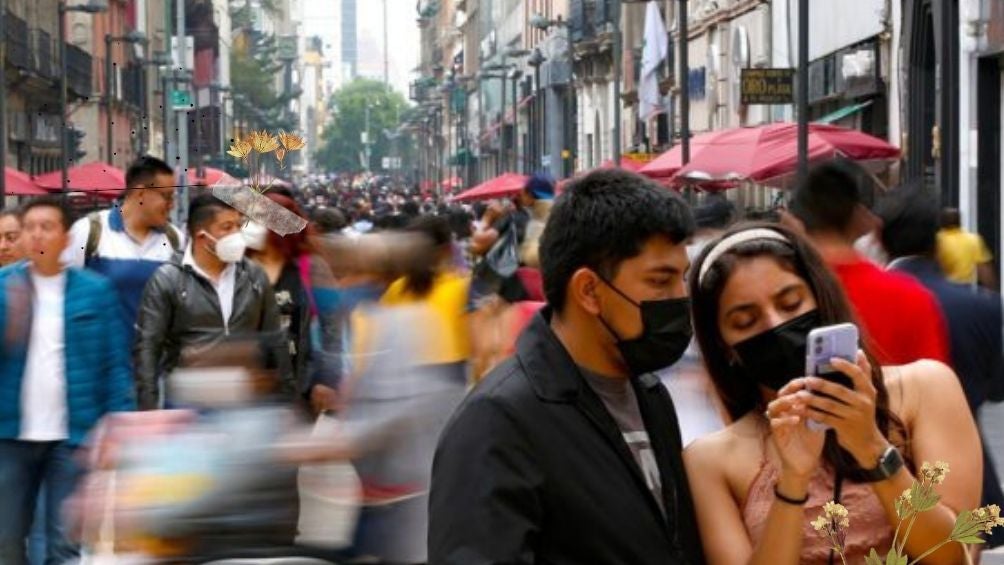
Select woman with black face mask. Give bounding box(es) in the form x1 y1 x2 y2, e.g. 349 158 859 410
683 223 981 565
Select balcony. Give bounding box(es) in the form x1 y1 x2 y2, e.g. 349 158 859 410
5 11 30 70
66 44 92 98
31 29 54 79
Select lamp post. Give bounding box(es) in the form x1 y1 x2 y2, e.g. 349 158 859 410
530 14 570 176
60 0 107 191
796 0 808 181
105 30 146 165
210 82 230 168
527 49 545 173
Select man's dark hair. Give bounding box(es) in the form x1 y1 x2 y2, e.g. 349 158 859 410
539 169 695 312
876 181 940 259
940 207 961 229
313 207 347 234
791 159 874 233
187 193 236 237
125 155 174 189
0 207 21 221
20 196 74 231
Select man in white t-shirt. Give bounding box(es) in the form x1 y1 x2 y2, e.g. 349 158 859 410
0 197 135 565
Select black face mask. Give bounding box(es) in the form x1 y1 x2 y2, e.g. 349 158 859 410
597 278 693 376
732 310 820 391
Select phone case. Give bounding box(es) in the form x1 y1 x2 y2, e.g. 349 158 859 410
805 323 859 386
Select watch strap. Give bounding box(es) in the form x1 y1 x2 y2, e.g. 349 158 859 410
856 445 904 483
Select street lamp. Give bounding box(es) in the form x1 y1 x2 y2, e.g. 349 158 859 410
210 82 230 168
60 0 108 191
105 30 146 165
527 49 546 172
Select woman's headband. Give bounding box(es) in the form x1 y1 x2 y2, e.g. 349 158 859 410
697 228 791 284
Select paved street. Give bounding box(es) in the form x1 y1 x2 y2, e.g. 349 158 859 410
981 403 1004 564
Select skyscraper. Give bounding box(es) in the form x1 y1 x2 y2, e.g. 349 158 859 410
341 0 358 80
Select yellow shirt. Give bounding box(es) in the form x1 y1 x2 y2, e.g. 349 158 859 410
377 271 472 365
937 228 993 284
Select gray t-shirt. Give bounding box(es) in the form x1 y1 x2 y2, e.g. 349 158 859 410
580 368 665 515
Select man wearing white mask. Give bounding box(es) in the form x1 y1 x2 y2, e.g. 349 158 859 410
134 194 290 410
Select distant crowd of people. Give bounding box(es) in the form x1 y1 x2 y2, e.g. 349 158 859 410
0 155 1000 565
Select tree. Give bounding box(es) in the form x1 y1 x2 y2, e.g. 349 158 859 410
314 78 413 174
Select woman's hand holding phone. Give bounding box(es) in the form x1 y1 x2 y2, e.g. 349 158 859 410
803 351 889 468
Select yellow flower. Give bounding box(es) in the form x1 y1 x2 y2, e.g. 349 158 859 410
227 140 252 160
275 147 287 168
250 130 280 154
278 131 306 151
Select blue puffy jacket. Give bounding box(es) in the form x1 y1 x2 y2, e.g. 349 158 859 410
0 261 135 446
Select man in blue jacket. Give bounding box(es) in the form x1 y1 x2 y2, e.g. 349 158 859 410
0 196 135 565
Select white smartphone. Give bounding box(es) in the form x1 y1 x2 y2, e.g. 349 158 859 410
805 323 859 430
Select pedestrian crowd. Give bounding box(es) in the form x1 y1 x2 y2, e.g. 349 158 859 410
0 155 1001 565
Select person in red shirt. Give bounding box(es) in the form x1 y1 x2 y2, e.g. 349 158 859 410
790 160 949 365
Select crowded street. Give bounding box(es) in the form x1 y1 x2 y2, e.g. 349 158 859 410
1 0 1004 564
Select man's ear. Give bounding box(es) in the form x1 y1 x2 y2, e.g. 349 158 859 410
568 267 602 316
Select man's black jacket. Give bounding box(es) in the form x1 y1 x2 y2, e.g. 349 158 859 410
429 308 705 564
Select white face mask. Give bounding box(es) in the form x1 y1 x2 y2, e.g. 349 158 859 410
241 221 268 251
203 231 247 263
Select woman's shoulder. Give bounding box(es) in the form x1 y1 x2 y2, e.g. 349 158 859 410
883 359 965 422
685 413 762 466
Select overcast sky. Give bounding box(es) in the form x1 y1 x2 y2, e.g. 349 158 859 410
301 0 420 98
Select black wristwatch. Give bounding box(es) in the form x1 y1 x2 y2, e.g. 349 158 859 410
857 445 904 483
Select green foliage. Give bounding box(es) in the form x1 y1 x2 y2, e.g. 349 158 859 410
313 78 413 173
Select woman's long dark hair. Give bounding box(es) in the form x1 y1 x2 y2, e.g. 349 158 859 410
689 222 909 479
402 215 453 297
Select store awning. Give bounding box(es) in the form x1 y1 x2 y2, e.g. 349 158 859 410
814 100 874 125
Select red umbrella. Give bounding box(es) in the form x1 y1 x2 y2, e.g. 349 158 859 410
599 156 648 173
441 176 463 189
4 167 47 196
670 123 900 188
34 162 126 199
451 172 529 202
194 166 227 186
639 130 722 179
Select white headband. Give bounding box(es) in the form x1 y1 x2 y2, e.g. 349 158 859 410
697 228 791 284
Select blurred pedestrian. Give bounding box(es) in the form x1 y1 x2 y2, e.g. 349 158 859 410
61 156 184 343
134 194 290 410
430 169 704 564
937 207 997 290
244 193 343 408
0 197 135 565
879 183 1004 549
658 195 734 446
791 159 949 365
0 208 24 267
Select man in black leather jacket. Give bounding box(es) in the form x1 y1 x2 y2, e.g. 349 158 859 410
134 194 290 410
429 170 705 565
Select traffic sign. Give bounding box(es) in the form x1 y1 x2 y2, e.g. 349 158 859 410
171 90 193 111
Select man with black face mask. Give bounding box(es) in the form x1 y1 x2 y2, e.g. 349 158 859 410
430 169 705 564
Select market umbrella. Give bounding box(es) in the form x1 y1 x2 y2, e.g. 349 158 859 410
34 161 127 199
193 166 228 186
598 155 648 173
4 167 47 196
638 130 721 179
451 172 529 202
669 122 901 188
441 176 464 190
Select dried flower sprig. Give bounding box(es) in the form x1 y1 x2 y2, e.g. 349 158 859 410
225 129 306 193
812 502 850 565
814 461 1004 565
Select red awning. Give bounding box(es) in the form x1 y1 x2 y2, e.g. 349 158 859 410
451 172 529 202
4 167 47 196
669 122 900 189
34 162 127 199
638 130 722 179
194 166 228 186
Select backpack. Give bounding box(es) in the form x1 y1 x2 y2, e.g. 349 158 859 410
85 212 181 263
